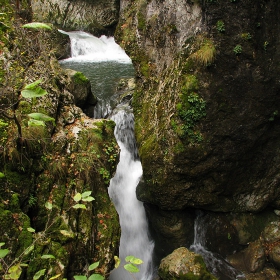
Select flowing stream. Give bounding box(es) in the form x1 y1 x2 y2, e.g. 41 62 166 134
59 31 154 280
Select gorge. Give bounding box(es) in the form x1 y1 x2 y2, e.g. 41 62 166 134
1 0 280 279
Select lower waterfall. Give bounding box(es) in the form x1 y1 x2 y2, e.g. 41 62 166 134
108 106 154 280
59 31 155 279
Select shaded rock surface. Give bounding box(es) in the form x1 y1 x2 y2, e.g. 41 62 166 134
31 0 120 35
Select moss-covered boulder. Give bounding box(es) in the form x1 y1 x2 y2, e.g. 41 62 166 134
158 247 217 280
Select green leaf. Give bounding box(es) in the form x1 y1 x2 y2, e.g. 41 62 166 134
23 245 34 256
45 201 52 210
0 248 9 258
72 204 87 210
114 256 121 268
73 276 87 280
60 230 74 237
8 264 22 279
20 263 28 267
33 269 46 280
21 87 48 98
88 274 104 280
28 119 45 127
0 172 5 178
24 80 42 90
27 227 35 233
73 193 82 202
89 261 99 271
124 263 140 273
28 113 55 124
41 254 55 259
125 256 134 262
130 257 143 265
81 191 92 198
0 242 5 248
82 196 95 202
49 274 61 280
22 22 52 30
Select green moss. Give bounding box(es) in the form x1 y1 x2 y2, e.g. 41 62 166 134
137 12 146 31
73 71 89 85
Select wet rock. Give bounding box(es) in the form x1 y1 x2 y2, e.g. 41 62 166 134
31 0 120 36
158 247 217 280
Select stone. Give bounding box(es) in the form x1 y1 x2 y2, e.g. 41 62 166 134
158 247 217 280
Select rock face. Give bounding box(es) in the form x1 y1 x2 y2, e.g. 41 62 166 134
31 0 120 35
116 0 280 212
115 0 280 276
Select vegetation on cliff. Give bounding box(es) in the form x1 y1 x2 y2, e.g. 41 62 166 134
0 1 120 279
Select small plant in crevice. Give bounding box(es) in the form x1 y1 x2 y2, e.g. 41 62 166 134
263 41 269 51
233 44 242 55
216 20 225 33
173 75 206 144
241 33 252 40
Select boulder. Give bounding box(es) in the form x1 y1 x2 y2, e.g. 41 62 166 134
158 247 217 280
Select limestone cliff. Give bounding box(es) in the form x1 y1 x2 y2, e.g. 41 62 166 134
31 0 120 35
116 0 280 213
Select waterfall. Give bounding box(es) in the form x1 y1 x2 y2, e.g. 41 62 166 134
108 105 154 280
59 30 131 63
190 211 245 280
59 30 154 279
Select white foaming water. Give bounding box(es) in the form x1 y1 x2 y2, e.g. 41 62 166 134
59 30 131 63
109 106 154 280
190 211 245 280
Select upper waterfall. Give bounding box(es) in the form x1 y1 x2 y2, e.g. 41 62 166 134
59 30 131 63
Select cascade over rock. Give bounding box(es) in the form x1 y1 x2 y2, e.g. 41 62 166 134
31 0 120 35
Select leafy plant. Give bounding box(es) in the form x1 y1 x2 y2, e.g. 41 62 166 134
241 33 252 40
233 44 242 55
216 20 225 33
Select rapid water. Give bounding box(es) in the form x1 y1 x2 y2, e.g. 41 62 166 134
190 211 245 280
59 31 134 118
59 31 154 279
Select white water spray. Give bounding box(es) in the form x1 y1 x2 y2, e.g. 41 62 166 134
190 211 245 280
59 30 131 63
109 106 154 280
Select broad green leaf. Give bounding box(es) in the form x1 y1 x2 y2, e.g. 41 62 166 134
23 245 34 256
0 248 9 258
73 193 82 202
28 119 45 127
22 22 52 30
88 274 104 280
33 269 46 280
21 87 48 98
41 254 55 259
49 274 61 280
130 257 143 265
72 204 87 210
8 264 22 279
124 263 140 273
82 196 95 202
73 276 87 280
125 255 134 262
0 242 5 247
20 263 28 267
28 113 55 124
81 191 92 198
89 261 99 271
60 230 74 237
114 256 121 268
0 172 5 178
24 80 42 90
45 201 52 210
27 227 35 233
